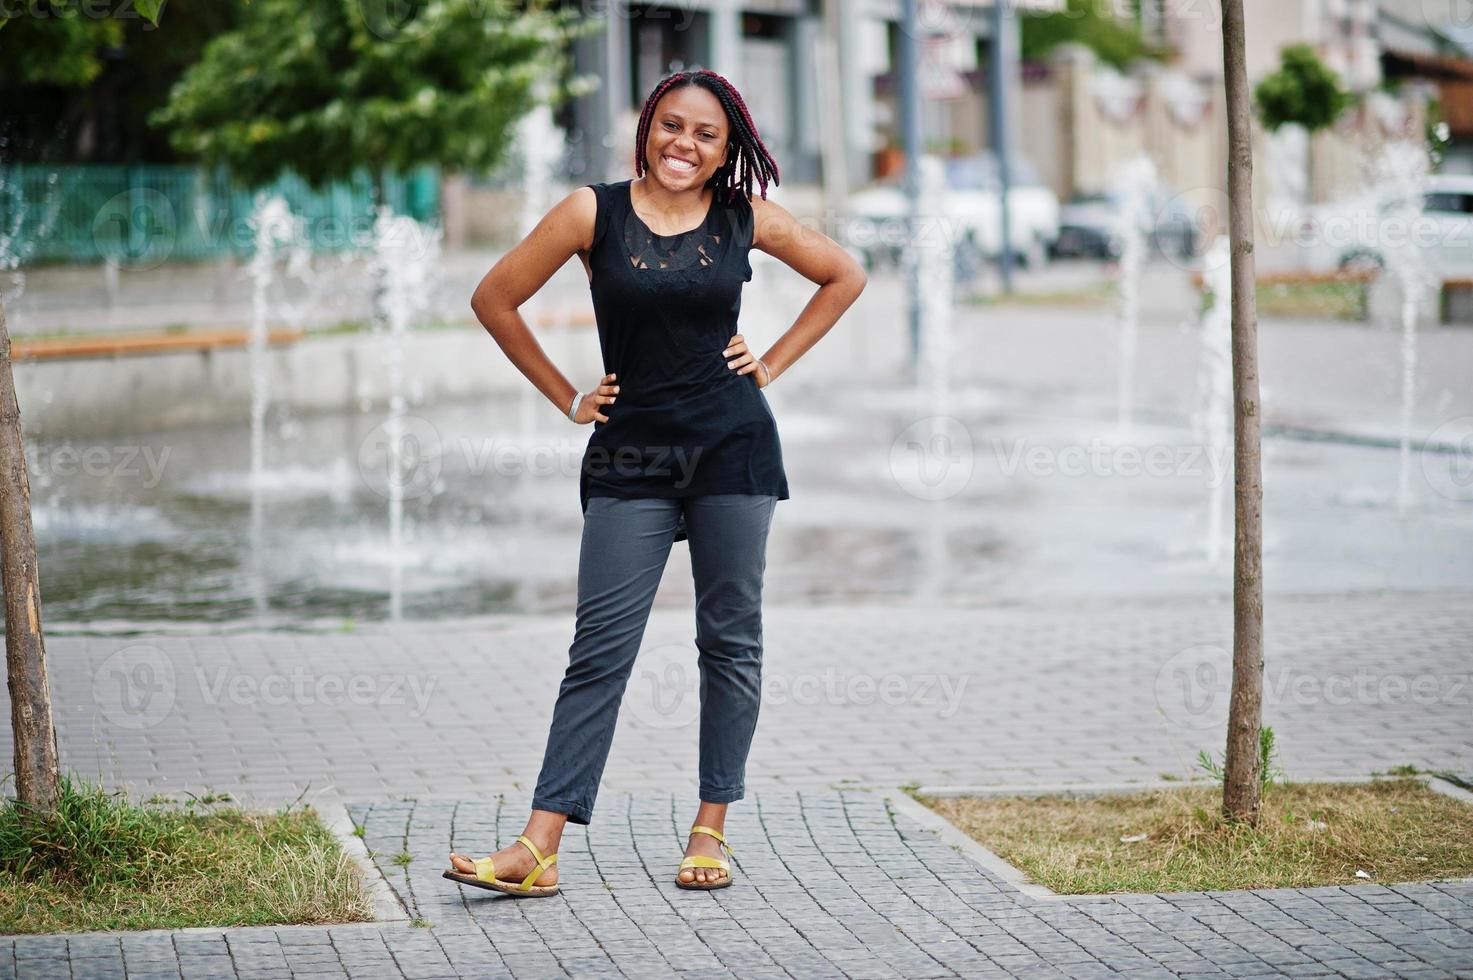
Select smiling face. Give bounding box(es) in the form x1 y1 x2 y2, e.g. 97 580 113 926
644 84 730 191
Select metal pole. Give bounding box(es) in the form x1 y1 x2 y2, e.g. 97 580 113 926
900 0 922 371
989 0 1015 294
603 0 628 180
818 0 850 221
709 0 741 89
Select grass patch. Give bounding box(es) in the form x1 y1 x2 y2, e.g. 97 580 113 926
918 776 1473 894
1255 281 1367 320
1197 281 1368 320
0 776 374 934
960 277 1369 318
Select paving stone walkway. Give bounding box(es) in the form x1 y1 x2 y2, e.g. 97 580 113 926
5 787 1473 978
2 592 1472 977
19 592 1473 809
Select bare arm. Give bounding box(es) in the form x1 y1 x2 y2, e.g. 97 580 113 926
727 195 867 385
470 186 618 422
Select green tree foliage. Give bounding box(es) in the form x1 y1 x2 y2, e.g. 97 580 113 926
1 2 236 163
150 0 598 189
1253 44 1351 132
1020 0 1165 69
0 0 162 84
0 5 123 88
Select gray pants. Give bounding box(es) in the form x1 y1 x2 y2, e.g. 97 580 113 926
531 493 778 825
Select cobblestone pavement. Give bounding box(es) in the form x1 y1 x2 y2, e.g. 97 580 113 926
5 787 1472 978
2 591 1471 976
16 592 1473 808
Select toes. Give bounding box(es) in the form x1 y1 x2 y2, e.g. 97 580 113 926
448 853 475 874
678 865 729 885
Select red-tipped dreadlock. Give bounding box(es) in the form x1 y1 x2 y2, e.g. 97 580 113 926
633 69 781 205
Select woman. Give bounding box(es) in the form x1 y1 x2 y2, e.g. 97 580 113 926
446 68 866 896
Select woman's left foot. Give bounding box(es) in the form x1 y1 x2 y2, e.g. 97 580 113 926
678 828 730 886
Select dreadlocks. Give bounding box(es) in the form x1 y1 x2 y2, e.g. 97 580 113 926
633 69 781 206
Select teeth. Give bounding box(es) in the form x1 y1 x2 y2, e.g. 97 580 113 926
664 155 695 171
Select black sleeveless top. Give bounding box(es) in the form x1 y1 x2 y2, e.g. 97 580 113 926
579 179 789 542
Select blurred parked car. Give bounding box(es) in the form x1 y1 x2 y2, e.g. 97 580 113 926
1050 185 1198 260
1289 174 1473 280
844 153 1060 277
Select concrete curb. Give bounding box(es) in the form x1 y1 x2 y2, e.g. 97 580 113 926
1427 774 1473 805
911 774 1388 799
882 786 1068 901
320 802 411 923
889 774 1473 901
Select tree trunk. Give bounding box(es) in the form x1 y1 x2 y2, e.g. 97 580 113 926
0 298 61 818
1219 0 1266 825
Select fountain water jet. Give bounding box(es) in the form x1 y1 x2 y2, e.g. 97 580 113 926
1365 140 1437 515
1191 235 1234 563
912 155 958 597
245 195 308 619
513 93 565 444
1112 155 1158 437
368 206 443 620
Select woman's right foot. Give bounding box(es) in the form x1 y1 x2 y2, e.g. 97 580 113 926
678 828 731 886
448 838 559 888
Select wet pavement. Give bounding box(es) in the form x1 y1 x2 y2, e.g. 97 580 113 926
23 263 1473 629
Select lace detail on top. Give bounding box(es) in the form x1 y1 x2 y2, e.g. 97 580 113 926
619 184 723 274
624 226 721 270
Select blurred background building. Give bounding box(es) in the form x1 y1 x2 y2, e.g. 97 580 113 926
3 0 1471 258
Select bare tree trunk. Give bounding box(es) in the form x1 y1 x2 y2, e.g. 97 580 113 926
1220 0 1266 825
0 299 61 818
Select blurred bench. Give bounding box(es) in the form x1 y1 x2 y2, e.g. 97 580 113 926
10 328 306 361
532 309 596 330
10 308 597 363
1442 277 1473 325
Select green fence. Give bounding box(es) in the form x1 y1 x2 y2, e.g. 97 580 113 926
0 164 441 266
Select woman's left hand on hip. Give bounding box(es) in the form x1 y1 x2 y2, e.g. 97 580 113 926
722 333 772 389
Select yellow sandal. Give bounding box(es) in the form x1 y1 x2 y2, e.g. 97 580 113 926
676 824 734 890
443 834 559 897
